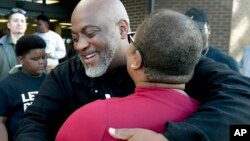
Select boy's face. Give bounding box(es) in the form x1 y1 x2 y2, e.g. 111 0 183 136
18 49 47 76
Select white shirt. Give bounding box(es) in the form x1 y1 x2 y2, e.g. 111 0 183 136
34 30 66 66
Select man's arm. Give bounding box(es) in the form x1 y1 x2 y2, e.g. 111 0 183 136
15 71 70 141
0 116 8 141
164 57 250 141
109 57 250 141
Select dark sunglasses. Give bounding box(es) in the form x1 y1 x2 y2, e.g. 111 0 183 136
11 8 26 15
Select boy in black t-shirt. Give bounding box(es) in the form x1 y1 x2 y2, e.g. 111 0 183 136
0 35 47 141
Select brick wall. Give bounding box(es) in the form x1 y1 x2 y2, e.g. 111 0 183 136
121 0 150 31
121 0 250 61
155 0 233 53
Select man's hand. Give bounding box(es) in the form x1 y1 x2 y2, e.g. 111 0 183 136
108 128 168 141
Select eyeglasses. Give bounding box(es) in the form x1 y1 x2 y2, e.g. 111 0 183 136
127 32 135 45
10 8 26 15
127 32 144 64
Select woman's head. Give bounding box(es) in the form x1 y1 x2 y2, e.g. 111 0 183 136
127 9 203 84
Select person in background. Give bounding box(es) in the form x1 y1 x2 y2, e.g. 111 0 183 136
0 8 27 81
0 35 47 141
59 40 76 63
34 14 66 73
240 44 250 77
185 7 239 72
56 9 202 141
15 0 250 141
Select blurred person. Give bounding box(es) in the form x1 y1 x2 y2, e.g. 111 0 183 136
59 39 77 63
34 14 66 73
56 9 202 141
0 35 47 141
16 0 250 141
0 8 27 81
185 7 239 72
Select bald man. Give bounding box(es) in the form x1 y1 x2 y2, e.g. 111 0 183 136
56 9 202 141
16 0 250 141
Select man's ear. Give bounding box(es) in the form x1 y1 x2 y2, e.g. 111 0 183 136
7 22 10 29
118 19 129 39
207 24 211 35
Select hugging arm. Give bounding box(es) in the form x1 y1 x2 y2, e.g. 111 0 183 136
164 57 250 141
15 72 70 141
109 57 250 141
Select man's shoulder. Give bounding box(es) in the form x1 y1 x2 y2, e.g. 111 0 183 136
207 46 235 61
34 31 60 38
207 46 239 71
0 35 8 45
48 30 62 38
208 46 224 55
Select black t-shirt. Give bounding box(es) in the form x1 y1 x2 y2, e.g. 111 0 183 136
0 71 47 141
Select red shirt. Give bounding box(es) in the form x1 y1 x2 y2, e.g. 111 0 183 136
56 86 199 141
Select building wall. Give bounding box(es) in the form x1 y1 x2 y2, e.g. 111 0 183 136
121 0 150 31
155 0 233 54
121 0 250 61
